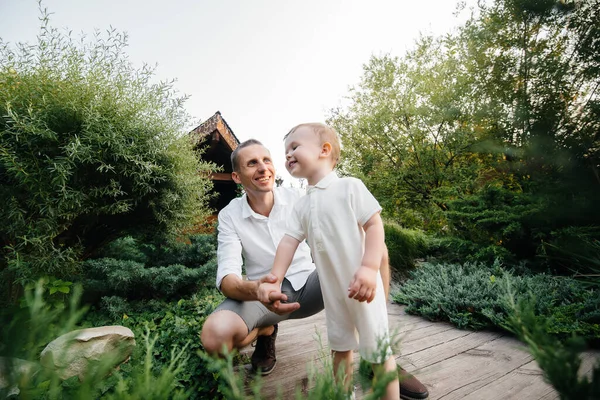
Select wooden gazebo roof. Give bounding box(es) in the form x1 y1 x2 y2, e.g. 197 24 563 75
190 111 241 211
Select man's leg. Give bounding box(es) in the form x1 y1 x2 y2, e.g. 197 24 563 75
381 245 391 300
201 297 286 375
200 309 274 355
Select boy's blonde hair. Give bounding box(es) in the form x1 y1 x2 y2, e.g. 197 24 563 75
285 122 341 166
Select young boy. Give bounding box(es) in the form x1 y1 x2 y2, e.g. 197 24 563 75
258 123 400 399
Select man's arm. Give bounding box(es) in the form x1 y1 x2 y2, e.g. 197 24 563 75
220 274 262 301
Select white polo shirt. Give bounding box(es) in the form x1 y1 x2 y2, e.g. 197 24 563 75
216 187 315 291
285 171 390 361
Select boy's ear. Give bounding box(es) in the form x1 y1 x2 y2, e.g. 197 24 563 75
320 142 332 158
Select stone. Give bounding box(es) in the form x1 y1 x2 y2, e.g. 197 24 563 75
40 326 135 381
0 357 40 397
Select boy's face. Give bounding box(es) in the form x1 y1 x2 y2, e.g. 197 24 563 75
232 144 275 193
284 127 326 179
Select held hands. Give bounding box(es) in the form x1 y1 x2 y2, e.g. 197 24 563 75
256 274 301 315
348 266 377 303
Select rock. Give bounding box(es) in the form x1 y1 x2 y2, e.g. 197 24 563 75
40 326 135 381
0 357 40 397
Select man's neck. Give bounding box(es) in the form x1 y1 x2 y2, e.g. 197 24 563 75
246 190 275 217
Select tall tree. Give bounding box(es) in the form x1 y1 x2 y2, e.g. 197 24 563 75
329 0 600 264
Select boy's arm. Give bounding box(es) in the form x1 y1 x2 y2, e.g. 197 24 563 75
257 235 301 312
348 212 385 303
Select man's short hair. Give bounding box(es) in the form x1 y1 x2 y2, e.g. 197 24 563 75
231 139 265 172
285 123 341 166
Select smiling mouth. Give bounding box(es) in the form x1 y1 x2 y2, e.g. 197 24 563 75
256 176 271 183
288 161 297 169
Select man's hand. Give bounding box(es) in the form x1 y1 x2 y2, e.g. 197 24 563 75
256 274 301 315
348 266 377 303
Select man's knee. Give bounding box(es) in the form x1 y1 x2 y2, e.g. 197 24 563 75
201 310 248 354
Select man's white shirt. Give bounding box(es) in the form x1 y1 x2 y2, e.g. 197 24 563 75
216 187 316 291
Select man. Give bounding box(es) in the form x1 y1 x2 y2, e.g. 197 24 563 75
200 139 428 399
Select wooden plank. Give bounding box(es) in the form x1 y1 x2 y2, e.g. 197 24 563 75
398 330 504 370
579 350 600 379
460 359 557 400
410 336 534 399
239 303 599 400
209 172 233 181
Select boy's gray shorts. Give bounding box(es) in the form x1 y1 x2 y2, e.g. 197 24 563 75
213 269 324 333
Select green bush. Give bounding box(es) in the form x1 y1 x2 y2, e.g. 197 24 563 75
0 281 194 399
505 295 600 400
98 234 217 269
0 10 215 293
82 289 225 399
81 233 218 302
393 261 600 339
383 222 429 274
81 259 216 301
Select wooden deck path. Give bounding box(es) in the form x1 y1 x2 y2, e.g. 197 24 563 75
241 303 600 399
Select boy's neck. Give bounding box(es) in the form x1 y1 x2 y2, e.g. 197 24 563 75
306 166 334 186
246 190 275 217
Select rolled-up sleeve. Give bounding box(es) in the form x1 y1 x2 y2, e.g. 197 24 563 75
215 210 243 290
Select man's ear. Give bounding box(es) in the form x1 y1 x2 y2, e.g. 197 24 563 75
232 171 242 184
321 142 332 158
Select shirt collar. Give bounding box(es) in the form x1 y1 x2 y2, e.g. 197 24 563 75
241 189 288 219
308 171 338 193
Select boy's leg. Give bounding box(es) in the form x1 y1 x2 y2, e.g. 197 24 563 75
371 357 400 400
332 350 354 393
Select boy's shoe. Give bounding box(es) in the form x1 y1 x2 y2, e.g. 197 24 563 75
367 364 429 400
250 324 278 376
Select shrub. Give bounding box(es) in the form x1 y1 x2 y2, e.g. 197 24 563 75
81 288 225 399
98 233 217 268
505 295 600 399
393 261 600 339
81 233 218 302
0 9 215 293
0 281 194 399
383 222 428 274
82 259 215 301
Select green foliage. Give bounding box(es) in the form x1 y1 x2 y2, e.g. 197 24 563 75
81 288 225 399
82 259 216 301
0 8 215 290
393 261 600 339
81 233 218 301
0 281 193 399
383 222 428 273
540 227 600 283
328 0 600 270
505 293 600 400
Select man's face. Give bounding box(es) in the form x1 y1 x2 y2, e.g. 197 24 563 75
232 144 276 193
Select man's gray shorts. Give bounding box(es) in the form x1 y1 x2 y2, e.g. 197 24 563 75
213 270 324 333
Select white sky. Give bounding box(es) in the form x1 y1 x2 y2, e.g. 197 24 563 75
0 0 472 186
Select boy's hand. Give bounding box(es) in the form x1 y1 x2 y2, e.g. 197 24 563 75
256 276 301 315
348 266 377 303
257 280 282 304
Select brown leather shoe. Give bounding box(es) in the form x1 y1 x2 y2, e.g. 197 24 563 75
250 324 277 376
365 363 429 400
398 367 429 400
